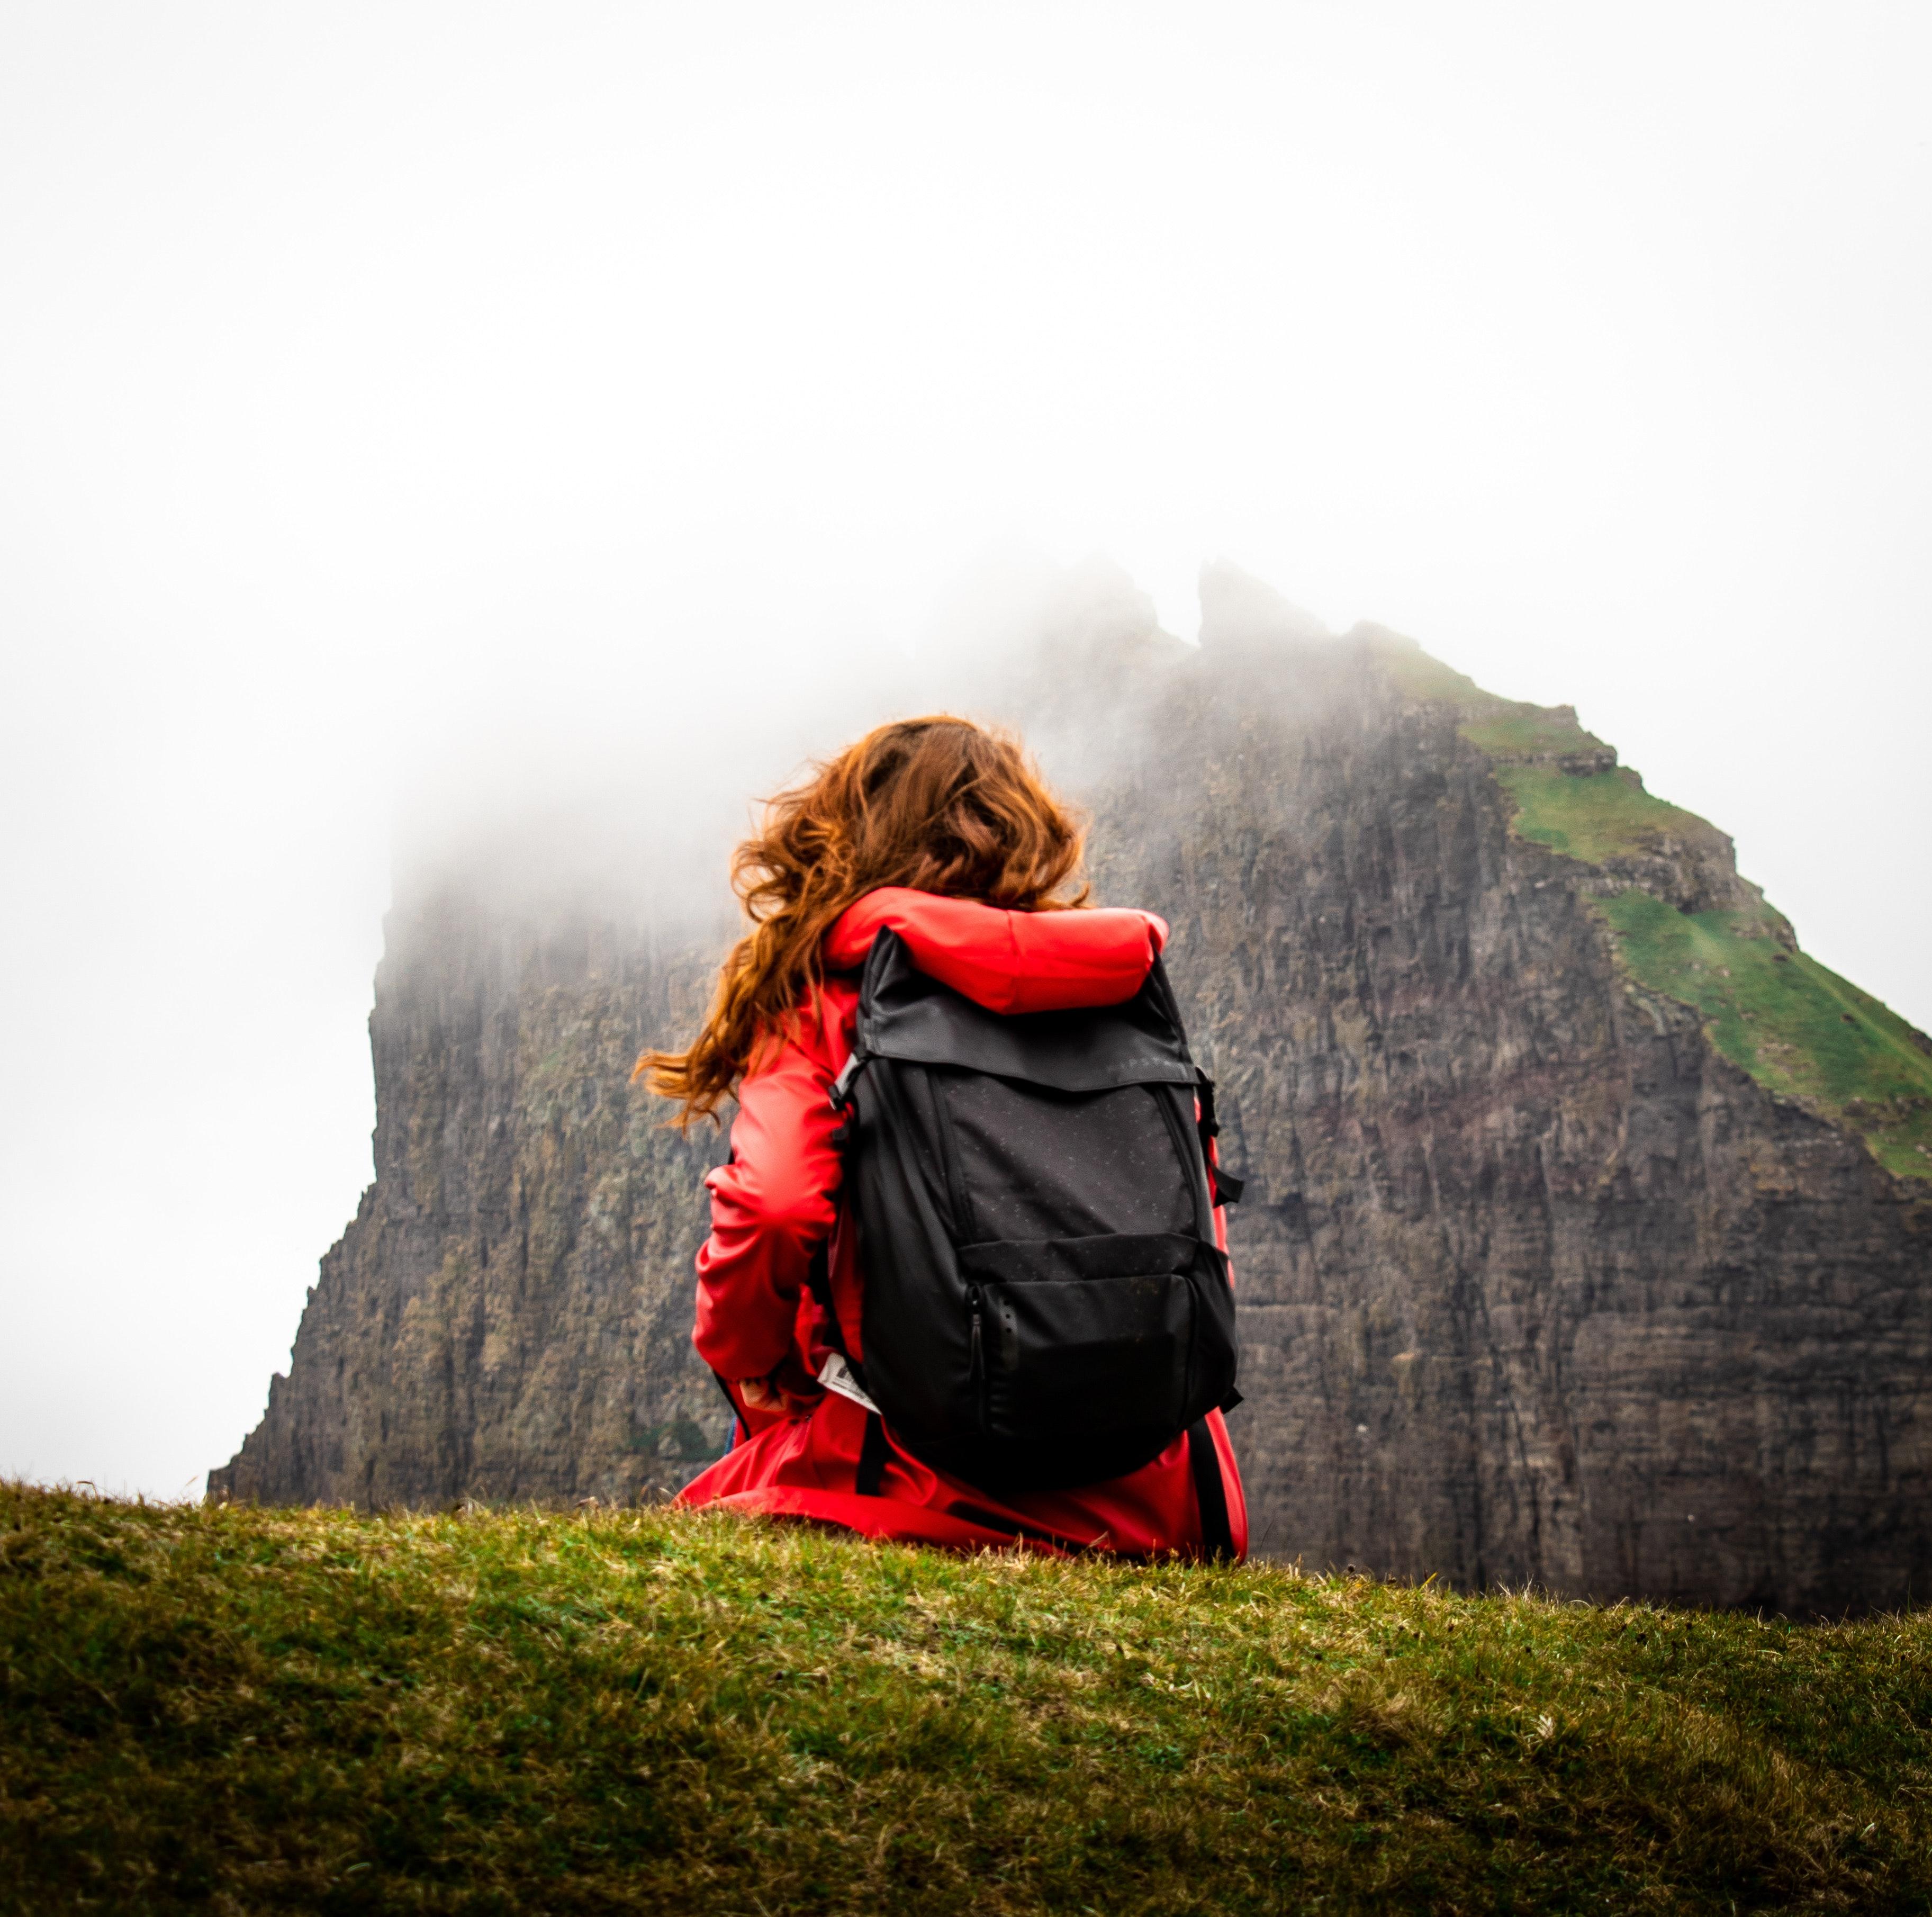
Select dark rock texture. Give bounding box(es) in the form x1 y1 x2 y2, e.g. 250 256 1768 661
209 894 729 1508
212 587 1932 1612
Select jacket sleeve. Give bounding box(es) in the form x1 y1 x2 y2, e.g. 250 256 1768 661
691 1005 845 1384
825 887 1169 1013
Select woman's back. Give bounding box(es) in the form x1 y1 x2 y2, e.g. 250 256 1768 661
640 719 1247 1558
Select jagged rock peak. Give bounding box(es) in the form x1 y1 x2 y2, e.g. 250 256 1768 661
1197 559 1332 651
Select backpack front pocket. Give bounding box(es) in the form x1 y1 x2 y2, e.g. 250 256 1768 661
979 1271 1194 1442
954 1232 1236 1486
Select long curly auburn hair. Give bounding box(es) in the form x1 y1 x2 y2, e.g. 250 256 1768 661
638 715 1088 1125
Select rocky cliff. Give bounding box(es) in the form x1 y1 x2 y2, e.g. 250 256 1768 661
207 896 731 1509
212 572 1932 1612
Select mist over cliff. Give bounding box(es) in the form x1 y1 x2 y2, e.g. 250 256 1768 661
211 568 1932 1613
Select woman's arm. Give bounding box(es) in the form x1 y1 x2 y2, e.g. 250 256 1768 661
692 1003 845 1410
824 887 1168 1013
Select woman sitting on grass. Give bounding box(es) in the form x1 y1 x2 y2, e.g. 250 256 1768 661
639 716 1245 1556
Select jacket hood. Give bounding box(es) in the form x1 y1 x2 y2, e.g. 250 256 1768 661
824 887 1169 1016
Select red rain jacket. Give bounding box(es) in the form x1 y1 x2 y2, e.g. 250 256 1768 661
674 887 1248 1558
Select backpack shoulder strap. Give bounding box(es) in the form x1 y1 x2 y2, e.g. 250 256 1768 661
1187 1418 1235 1561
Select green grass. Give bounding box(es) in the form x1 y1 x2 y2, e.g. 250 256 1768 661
1458 706 1608 764
7 1487 1932 1914
1600 891 1932 1178
1458 699 1727 875
1489 765 1718 867
1377 636 1722 872
1370 631 1492 708
1366 629 1932 1180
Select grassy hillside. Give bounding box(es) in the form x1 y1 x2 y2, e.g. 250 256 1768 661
1372 630 1932 1180
6 1487 1932 1914
1599 892 1932 1179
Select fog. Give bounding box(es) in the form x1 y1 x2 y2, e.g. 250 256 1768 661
3 3 1928 1497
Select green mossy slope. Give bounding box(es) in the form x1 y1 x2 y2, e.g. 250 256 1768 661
1369 630 1932 1180
1486 763 1715 867
5 1487 1932 1914
1601 892 1932 1179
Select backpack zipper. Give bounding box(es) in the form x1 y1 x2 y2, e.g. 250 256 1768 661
968 1284 985 1426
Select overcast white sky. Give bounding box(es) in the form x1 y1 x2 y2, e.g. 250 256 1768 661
4 2 1928 1498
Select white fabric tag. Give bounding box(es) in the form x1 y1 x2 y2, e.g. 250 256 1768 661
817 1351 882 1415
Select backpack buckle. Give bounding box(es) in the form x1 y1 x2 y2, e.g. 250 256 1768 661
828 1049 872 1114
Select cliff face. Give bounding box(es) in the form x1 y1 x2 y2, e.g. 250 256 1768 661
209 897 730 1508
213 579 1932 1611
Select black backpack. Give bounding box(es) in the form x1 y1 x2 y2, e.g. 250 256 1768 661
825 927 1241 1496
